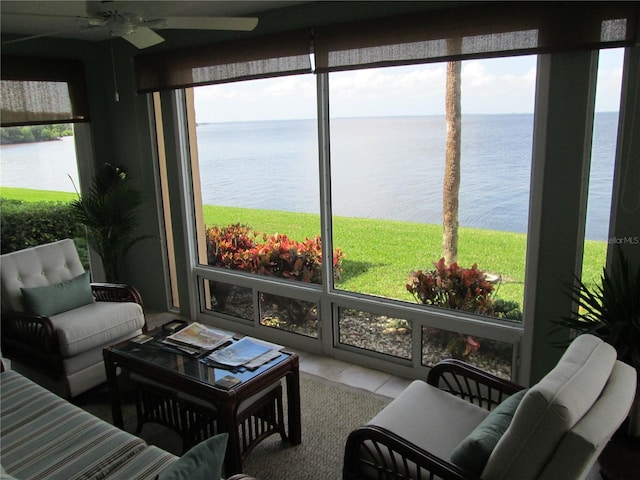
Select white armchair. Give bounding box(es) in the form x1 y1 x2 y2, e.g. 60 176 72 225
1 238 146 397
344 334 637 480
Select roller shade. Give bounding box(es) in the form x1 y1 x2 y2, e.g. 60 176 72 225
135 29 312 93
314 2 639 72
1 56 90 127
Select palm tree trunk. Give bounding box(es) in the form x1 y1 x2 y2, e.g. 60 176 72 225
442 58 462 265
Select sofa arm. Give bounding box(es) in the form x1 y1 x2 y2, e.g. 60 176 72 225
0 311 64 376
343 425 480 480
427 359 524 411
91 283 144 307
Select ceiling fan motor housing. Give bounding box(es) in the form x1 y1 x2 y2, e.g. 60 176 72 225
107 12 141 37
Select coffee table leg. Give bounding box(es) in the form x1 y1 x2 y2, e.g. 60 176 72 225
221 400 243 475
286 364 302 445
103 350 124 428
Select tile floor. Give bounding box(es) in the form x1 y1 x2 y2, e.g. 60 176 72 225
292 348 412 398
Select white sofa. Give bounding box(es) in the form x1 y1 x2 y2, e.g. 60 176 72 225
344 334 637 480
0 239 146 397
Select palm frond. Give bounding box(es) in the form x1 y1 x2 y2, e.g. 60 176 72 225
70 163 151 282
551 246 640 371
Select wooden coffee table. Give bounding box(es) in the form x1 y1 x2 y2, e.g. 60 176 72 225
103 328 301 475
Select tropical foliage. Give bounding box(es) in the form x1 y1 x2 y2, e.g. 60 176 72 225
206 223 344 283
552 246 640 373
70 163 149 282
406 257 495 315
407 258 497 358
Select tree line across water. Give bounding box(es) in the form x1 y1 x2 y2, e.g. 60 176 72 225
1 125 73 144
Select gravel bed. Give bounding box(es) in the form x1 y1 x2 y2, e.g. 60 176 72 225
211 288 512 380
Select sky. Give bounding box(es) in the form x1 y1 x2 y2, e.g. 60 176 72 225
194 48 624 123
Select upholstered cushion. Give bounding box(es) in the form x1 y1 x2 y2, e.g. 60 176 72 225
104 445 178 480
157 433 228 480
450 388 528 475
537 360 638 480
0 464 17 480
0 239 85 312
1 369 147 479
483 334 617 480
21 272 93 317
368 380 489 461
51 301 145 356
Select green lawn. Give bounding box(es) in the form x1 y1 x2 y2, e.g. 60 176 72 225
1 187 607 308
0 187 77 203
200 205 607 306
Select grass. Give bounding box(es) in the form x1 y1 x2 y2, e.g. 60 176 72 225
0 187 77 203
1 187 608 309
200 205 607 307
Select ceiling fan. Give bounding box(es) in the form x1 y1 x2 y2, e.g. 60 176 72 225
3 1 259 49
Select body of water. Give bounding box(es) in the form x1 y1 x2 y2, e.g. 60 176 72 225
0 113 617 241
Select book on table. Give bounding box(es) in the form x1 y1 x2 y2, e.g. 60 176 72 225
206 337 283 367
162 322 232 352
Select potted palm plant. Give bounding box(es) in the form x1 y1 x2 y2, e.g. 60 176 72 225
552 246 639 479
71 163 150 282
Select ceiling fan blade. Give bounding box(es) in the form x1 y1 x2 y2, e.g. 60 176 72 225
160 16 259 32
122 26 164 49
1 25 101 45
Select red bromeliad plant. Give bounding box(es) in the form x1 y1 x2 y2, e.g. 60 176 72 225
206 226 344 283
407 257 495 359
407 258 495 314
206 225 344 325
249 234 344 283
206 223 263 271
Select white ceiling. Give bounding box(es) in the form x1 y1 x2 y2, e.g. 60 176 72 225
1 0 302 42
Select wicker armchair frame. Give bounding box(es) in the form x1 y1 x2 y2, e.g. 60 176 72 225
343 359 525 480
0 283 146 380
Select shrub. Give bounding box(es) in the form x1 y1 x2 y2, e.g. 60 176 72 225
206 223 262 271
407 258 496 359
205 224 345 325
493 298 523 322
206 224 344 284
406 257 495 315
0 199 83 253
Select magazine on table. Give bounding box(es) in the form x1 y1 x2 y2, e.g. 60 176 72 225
163 322 232 351
206 337 283 367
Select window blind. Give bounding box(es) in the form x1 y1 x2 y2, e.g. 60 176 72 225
313 2 639 72
135 29 312 93
1 56 90 127
134 2 637 92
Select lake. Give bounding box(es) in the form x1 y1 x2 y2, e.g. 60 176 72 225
0 113 618 241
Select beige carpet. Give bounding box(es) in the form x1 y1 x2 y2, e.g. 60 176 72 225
241 372 391 480
76 371 391 480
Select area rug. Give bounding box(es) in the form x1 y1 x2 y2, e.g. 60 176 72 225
74 371 392 480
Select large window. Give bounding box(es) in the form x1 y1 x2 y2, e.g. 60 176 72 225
327 58 535 375
149 2 638 381
191 75 323 337
582 48 624 287
0 124 79 193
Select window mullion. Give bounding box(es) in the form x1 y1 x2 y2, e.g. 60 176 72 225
317 72 335 352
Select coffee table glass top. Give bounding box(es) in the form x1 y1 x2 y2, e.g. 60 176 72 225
111 329 291 387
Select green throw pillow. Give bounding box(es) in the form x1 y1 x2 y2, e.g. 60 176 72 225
450 388 528 475
157 433 228 480
21 272 93 317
